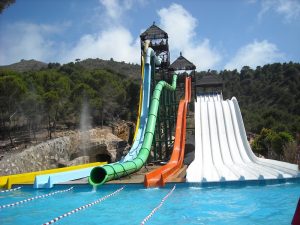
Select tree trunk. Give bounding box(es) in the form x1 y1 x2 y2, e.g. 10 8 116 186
8 120 14 148
28 118 32 142
48 115 52 139
53 110 58 139
33 126 37 143
101 108 104 128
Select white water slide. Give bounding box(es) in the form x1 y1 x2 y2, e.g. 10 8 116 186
186 94 299 183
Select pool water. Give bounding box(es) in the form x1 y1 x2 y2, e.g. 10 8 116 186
0 181 299 225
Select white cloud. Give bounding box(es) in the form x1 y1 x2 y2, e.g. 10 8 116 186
63 27 140 63
99 0 146 24
63 0 143 64
225 40 284 70
183 39 221 71
0 2 221 68
0 0 143 65
100 0 126 21
0 22 62 65
258 0 300 22
158 4 196 50
158 4 221 71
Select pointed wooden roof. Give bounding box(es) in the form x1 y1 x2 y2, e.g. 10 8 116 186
169 52 196 71
140 22 168 40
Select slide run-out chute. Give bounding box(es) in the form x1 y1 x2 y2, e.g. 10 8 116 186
0 162 106 189
144 76 191 187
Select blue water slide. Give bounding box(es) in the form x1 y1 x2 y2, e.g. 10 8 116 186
120 63 150 162
33 167 95 188
120 48 159 162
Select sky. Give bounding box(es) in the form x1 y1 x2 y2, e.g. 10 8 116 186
0 0 300 71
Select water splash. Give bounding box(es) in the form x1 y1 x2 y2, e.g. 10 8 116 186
92 185 97 192
79 99 91 157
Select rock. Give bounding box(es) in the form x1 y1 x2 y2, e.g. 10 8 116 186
112 121 135 143
0 128 130 176
66 156 90 166
57 159 68 167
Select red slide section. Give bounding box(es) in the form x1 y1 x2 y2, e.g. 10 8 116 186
144 76 191 187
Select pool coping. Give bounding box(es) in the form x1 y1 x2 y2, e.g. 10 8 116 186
10 177 300 190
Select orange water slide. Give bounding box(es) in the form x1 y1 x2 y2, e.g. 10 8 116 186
144 76 191 187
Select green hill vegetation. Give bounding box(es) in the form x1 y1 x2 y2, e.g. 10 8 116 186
0 60 299 162
221 63 300 136
0 60 140 143
194 62 300 136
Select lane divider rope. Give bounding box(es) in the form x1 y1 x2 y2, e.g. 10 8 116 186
0 187 73 209
0 187 21 193
42 186 125 225
141 185 176 225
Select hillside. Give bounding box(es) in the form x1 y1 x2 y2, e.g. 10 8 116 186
0 58 141 80
195 63 300 136
0 59 47 72
222 63 300 135
78 58 140 80
0 60 141 145
0 60 299 156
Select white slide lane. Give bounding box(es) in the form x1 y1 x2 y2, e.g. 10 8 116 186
186 94 299 183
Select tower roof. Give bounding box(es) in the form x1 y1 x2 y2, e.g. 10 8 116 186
169 52 196 71
140 22 168 40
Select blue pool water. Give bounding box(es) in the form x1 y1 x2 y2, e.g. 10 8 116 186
0 180 299 225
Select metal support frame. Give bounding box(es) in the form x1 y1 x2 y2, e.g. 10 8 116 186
150 65 176 161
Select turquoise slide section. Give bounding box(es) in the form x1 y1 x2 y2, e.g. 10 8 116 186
120 61 151 162
120 47 159 162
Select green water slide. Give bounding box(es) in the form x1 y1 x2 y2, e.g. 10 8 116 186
89 74 177 186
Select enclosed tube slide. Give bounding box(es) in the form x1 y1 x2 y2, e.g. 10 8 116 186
144 76 191 187
186 95 299 183
89 74 177 186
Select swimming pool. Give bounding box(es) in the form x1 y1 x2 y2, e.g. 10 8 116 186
1 180 299 225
